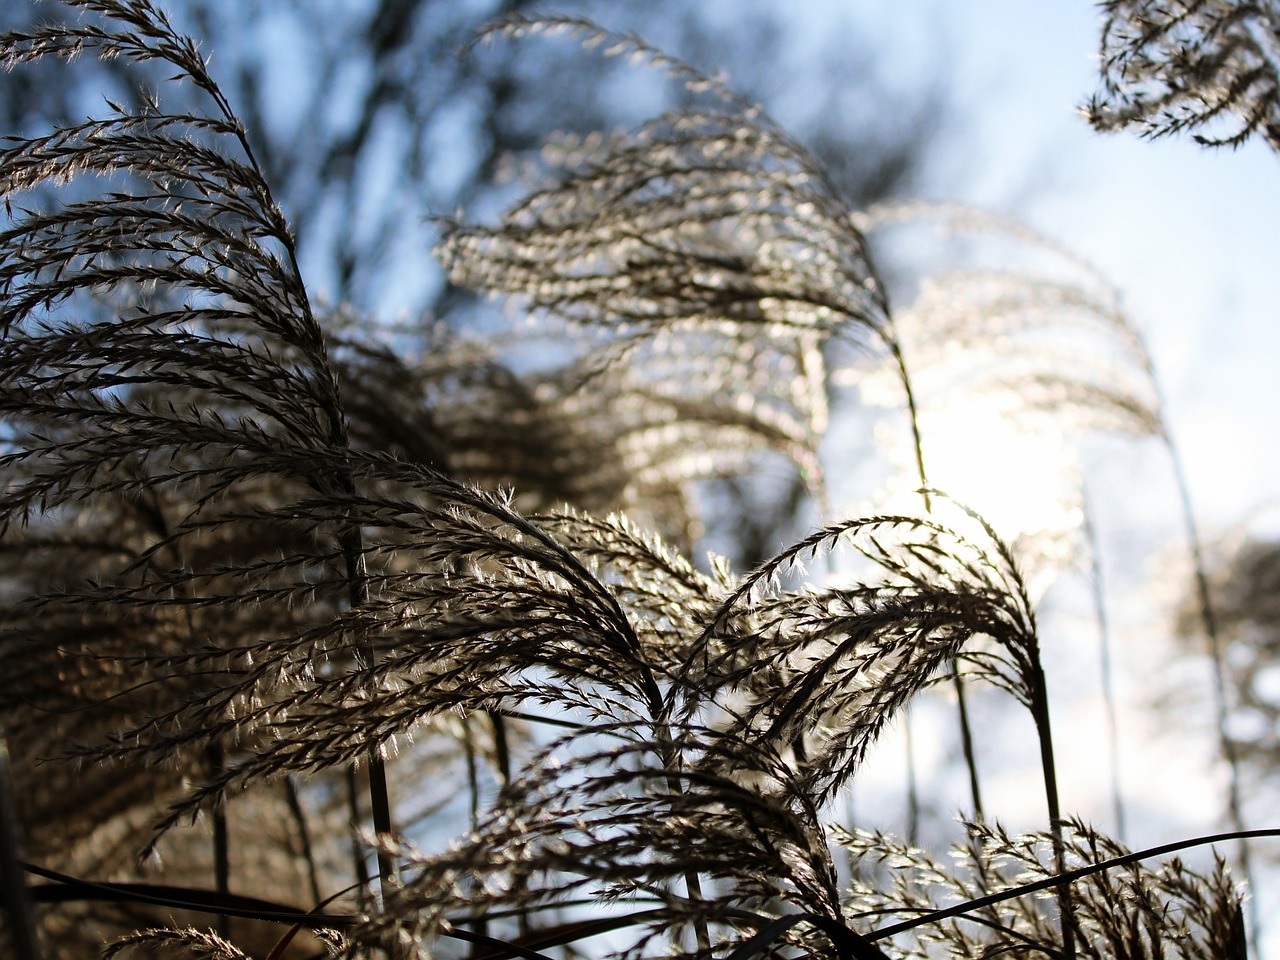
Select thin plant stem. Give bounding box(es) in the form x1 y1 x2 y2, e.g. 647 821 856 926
346 766 371 914
890 338 985 821
1080 485 1126 842
0 742 40 960
1163 429 1259 952
843 787 859 884
951 678 984 819
1097 302 1255 939
208 743 231 940
1028 661 1075 960
489 711 512 789
465 719 481 828
463 720 488 951
338 503 398 960
1091 292 1259 950
888 341 931 511
487 711 530 937
282 776 323 909
903 705 920 846
890 341 928 842
365 751 396 889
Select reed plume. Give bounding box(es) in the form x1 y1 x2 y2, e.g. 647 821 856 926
0 4 1266 960
1085 0 1280 151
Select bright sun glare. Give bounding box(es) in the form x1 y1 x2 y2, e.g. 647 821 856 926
884 403 1085 566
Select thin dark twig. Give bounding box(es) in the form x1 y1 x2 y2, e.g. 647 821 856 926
23 861 360 927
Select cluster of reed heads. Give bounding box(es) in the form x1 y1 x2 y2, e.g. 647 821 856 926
1 1 1277 958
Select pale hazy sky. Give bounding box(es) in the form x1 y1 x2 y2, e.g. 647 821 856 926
774 5 1280 943
861 1 1280 529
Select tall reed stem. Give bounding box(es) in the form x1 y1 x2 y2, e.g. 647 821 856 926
1080 486 1126 841
890 340 985 820
1163 431 1258 951
1027 662 1075 960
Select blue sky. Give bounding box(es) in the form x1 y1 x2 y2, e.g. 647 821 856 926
864 2 1280 528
